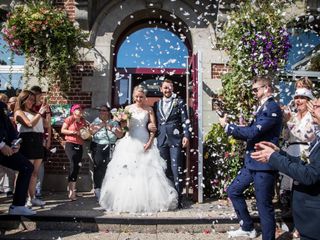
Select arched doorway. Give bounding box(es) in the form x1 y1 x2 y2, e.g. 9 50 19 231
112 18 192 107
112 19 198 199
90 1 218 201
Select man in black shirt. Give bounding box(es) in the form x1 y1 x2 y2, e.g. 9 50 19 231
0 101 35 215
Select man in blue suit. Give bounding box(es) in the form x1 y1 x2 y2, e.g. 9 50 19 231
219 75 282 239
252 98 320 240
153 79 190 208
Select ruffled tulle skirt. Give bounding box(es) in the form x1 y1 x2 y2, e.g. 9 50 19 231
99 136 178 213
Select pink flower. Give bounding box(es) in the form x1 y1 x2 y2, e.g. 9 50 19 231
121 114 128 121
13 39 21 46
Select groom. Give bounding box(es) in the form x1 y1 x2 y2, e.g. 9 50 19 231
152 79 190 208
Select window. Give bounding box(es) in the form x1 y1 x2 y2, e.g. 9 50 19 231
0 36 25 92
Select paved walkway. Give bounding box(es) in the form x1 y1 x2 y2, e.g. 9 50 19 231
0 191 245 219
0 191 295 240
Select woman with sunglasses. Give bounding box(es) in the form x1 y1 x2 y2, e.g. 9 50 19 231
280 85 316 238
89 105 123 200
14 90 48 208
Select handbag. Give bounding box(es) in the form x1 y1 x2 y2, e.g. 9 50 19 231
79 127 92 140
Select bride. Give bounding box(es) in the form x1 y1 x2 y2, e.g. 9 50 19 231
99 85 178 213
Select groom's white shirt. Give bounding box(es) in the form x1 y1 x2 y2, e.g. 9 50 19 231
162 96 172 118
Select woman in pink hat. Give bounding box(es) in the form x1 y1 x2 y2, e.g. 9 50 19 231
61 104 89 201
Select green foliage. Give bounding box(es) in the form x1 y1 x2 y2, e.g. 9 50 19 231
1 1 90 90
203 1 291 199
203 124 244 198
221 0 291 117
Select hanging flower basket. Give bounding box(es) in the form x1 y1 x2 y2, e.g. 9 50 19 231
1 1 89 90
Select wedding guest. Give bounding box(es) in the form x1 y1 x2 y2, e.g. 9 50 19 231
219 75 282 240
280 78 316 238
0 101 35 215
61 104 88 201
89 105 123 200
251 97 320 240
30 85 52 198
7 96 17 123
153 79 190 208
14 90 48 207
0 93 8 104
0 93 15 197
285 77 313 115
280 87 316 203
295 77 313 90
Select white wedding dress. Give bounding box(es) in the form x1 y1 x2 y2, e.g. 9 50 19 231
99 106 178 213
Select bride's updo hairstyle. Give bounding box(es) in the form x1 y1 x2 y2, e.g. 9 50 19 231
132 85 147 102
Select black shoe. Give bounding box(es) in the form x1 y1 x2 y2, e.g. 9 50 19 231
6 191 13 197
178 202 184 209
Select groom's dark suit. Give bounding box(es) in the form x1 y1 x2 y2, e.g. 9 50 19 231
154 95 190 203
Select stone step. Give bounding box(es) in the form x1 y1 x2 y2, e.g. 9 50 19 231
0 230 273 240
0 192 293 234
0 214 293 234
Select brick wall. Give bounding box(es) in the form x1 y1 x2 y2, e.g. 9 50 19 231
46 61 94 175
211 63 229 80
53 0 75 21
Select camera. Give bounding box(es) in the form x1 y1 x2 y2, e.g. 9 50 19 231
215 109 225 118
12 138 22 148
212 95 225 117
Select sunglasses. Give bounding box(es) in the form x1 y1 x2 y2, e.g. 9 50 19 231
313 105 320 110
252 85 265 93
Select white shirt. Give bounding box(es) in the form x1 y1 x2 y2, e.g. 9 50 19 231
256 95 273 113
17 111 44 133
163 97 173 117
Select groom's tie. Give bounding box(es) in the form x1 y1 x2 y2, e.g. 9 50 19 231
163 98 171 118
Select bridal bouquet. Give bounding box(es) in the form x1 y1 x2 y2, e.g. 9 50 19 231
111 108 132 121
111 108 132 131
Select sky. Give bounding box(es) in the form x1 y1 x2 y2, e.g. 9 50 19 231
117 27 188 68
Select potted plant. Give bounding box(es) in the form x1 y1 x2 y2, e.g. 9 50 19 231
1 1 89 91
